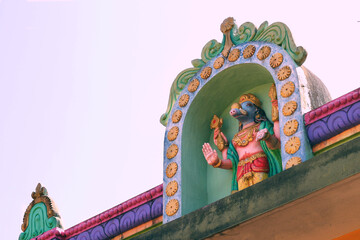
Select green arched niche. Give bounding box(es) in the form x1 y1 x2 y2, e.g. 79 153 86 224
181 63 274 215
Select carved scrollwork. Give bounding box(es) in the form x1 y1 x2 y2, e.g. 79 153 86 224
20 184 63 240
232 21 307 66
201 39 224 64
160 68 200 126
160 18 307 126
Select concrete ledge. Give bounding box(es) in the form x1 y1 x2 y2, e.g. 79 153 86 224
133 137 360 240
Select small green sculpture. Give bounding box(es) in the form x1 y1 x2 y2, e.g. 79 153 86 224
19 183 62 240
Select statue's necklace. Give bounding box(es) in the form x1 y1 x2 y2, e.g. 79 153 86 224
233 123 260 147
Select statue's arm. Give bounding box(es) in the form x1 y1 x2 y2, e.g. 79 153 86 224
267 121 281 149
265 121 281 149
218 158 233 169
256 121 281 149
202 143 233 169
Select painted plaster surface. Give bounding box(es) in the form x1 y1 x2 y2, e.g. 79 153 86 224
111 216 162 240
160 20 308 127
138 137 360 240
306 100 360 146
312 124 360 153
67 197 162 240
20 184 63 240
19 203 61 240
31 185 163 240
304 88 360 125
163 41 313 223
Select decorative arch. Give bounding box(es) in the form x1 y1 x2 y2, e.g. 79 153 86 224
162 19 313 223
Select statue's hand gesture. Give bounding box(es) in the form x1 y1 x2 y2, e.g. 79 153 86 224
256 128 269 141
202 143 220 166
213 128 228 145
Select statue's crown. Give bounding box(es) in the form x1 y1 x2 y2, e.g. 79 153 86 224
239 93 261 107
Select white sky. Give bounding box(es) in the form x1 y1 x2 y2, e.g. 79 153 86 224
0 0 359 239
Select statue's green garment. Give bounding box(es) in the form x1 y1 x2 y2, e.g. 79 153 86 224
228 120 282 192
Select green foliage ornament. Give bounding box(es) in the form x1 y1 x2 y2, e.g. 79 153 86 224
19 183 62 240
160 19 307 126
233 21 307 66
19 203 61 240
159 39 224 126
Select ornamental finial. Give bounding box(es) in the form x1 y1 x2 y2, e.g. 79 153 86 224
20 183 62 240
220 17 235 58
31 183 47 200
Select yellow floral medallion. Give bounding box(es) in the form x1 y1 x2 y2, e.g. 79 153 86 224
166 181 178 197
179 94 190 107
200 67 212 79
166 162 178 178
228 49 240 62
172 110 182 123
165 199 179 216
188 79 200 92
283 119 299 136
285 136 301 154
213 57 225 69
167 126 179 141
285 157 302 169
166 144 178 159
257 46 271 60
282 101 297 116
243 45 256 59
270 53 283 68
281 81 295 98
277 66 292 80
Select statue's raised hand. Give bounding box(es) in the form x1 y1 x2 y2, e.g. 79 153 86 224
202 143 220 166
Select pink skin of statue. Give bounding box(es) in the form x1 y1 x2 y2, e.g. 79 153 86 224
202 104 280 169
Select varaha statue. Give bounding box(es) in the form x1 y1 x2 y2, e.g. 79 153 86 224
202 92 283 193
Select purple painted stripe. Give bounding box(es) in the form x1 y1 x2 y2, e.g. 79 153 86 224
67 197 163 240
31 185 163 240
306 101 360 145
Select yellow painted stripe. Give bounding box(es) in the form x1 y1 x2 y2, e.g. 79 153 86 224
111 216 162 240
312 124 360 153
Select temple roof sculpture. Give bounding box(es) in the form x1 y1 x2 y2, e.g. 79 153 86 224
18 17 360 240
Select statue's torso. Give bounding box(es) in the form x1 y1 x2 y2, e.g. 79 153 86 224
232 123 264 160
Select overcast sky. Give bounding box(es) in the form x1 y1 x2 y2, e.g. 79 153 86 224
0 0 359 239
